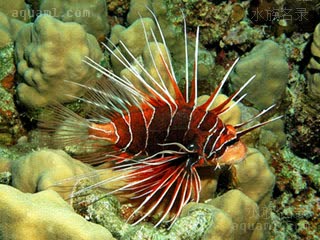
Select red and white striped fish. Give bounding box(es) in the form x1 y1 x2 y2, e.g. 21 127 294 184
40 12 281 228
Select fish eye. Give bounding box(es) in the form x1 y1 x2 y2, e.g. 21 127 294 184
186 143 196 152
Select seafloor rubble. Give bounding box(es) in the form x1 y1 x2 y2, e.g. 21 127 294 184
0 0 319 239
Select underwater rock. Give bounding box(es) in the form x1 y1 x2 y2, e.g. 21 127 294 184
127 0 153 24
151 0 216 84
229 147 275 240
235 147 275 204
209 190 259 240
40 0 110 40
307 23 320 100
0 85 24 146
108 24 126 48
197 94 241 126
221 21 264 51
110 17 156 75
9 149 94 198
269 148 320 239
72 180 235 240
172 203 234 240
286 23 320 163
164 0 233 45
230 40 289 110
0 43 25 145
0 11 25 48
120 41 176 96
0 143 275 239
109 16 215 88
0 0 31 22
286 94 320 163
249 0 319 35
106 0 129 21
258 118 286 149
15 14 103 108
281 0 319 33
0 184 115 240
0 42 15 84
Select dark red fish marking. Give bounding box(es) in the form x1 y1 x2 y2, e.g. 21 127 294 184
39 13 281 228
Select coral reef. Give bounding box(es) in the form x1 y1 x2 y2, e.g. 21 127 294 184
109 16 215 91
221 21 264 51
72 185 236 240
110 17 156 74
230 40 289 110
197 94 241 126
39 0 110 40
8 149 94 197
68 146 273 240
0 184 115 240
0 0 31 22
0 11 26 48
0 0 318 239
269 148 320 239
307 23 320 100
0 144 275 239
126 0 152 24
15 14 103 108
0 43 25 145
249 0 319 34
0 42 15 84
106 0 130 23
285 23 320 163
209 190 259 240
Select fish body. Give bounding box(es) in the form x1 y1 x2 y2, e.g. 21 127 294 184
40 13 281 228
88 97 242 165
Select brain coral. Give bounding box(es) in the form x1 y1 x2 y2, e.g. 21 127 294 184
15 14 103 108
40 0 109 40
230 40 289 110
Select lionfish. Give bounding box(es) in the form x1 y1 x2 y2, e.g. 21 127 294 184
40 12 281 228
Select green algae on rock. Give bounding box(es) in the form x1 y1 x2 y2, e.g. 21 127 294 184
72 183 234 240
15 14 103 108
270 148 320 239
0 43 25 145
0 171 11 184
0 86 24 145
0 42 14 80
286 27 320 163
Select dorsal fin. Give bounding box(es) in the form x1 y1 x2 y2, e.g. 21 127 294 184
187 27 200 106
198 58 240 111
236 115 283 137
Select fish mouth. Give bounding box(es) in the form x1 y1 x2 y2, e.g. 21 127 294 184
217 140 247 166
